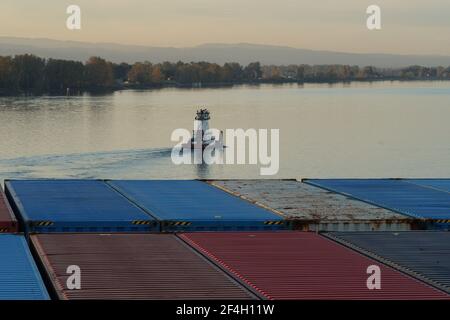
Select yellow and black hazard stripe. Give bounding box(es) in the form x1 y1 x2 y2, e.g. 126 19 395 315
434 219 450 223
132 220 153 225
34 221 54 227
165 221 192 226
0 228 10 233
264 221 284 225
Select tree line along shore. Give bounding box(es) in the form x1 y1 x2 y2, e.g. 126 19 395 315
1 54 450 95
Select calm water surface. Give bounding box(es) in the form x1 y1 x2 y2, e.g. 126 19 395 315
0 81 450 181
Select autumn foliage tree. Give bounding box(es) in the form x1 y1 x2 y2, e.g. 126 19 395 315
127 62 154 85
83 57 114 89
1 53 450 95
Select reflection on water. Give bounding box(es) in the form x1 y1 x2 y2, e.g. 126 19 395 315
0 81 450 181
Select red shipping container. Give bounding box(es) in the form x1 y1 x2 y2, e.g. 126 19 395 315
0 187 17 233
179 232 449 300
31 233 257 300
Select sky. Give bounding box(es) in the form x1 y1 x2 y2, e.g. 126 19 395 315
0 0 449 55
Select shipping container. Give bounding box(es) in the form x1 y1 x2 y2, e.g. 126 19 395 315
0 234 49 300
5 179 158 233
407 179 450 194
304 179 450 228
31 233 257 300
107 180 287 231
326 232 450 294
209 180 417 231
179 232 449 300
0 187 17 233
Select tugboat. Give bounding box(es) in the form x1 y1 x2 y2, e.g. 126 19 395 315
189 108 224 149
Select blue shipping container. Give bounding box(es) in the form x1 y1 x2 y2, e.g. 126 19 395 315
0 234 49 300
305 179 450 222
407 179 450 194
5 180 158 233
326 231 450 294
107 180 287 231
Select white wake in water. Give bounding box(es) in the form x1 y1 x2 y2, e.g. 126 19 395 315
0 148 188 182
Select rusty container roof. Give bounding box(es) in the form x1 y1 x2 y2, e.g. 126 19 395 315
208 180 414 231
0 187 17 233
179 232 449 300
31 233 257 300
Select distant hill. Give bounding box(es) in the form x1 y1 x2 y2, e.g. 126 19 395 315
1 37 450 67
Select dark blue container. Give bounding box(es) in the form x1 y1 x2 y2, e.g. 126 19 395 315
5 179 158 233
0 234 49 300
305 179 450 223
405 179 450 228
407 179 450 193
107 180 287 231
326 231 450 294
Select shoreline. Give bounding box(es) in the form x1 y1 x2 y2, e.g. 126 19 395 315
2 78 450 97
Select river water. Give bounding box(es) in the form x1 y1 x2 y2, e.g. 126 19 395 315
0 81 450 182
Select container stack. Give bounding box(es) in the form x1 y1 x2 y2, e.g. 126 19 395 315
0 235 49 300
0 185 49 300
106 180 287 231
0 187 17 233
179 232 447 299
325 231 450 295
304 178 450 230
208 179 417 231
1 178 450 300
31 233 256 300
4 179 158 233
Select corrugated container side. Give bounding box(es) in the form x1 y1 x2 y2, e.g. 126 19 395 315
0 186 18 233
0 234 50 300
107 180 288 232
31 233 257 300
325 231 450 294
304 179 450 223
179 232 449 300
208 180 417 232
5 179 158 233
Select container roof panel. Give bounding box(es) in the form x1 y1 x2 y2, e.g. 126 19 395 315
327 231 450 294
31 233 256 300
5 180 155 231
0 234 49 300
180 232 449 300
305 179 450 219
0 187 17 233
107 180 283 231
407 179 450 193
209 180 408 220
